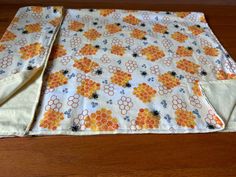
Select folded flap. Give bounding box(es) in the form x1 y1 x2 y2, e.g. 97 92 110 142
200 80 236 131
0 6 63 137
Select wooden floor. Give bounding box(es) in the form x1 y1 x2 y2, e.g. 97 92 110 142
0 1 236 177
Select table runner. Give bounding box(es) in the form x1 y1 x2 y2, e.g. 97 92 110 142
0 7 236 136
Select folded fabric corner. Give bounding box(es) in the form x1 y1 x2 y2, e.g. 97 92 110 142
0 6 63 137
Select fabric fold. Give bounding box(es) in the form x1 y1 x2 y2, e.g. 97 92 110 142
0 6 63 136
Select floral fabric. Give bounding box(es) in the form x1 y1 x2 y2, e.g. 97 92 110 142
0 7 236 136
0 6 63 136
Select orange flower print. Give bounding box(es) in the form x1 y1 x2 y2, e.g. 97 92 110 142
84 108 119 131
133 83 156 103
40 109 64 130
79 44 98 55
0 30 16 42
123 14 141 25
203 46 219 57
50 44 67 60
19 42 43 60
73 57 99 73
200 15 206 23
153 23 168 34
192 80 202 96
176 59 200 74
158 72 181 89
24 23 41 33
111 70 132 87
130 29 147 40
175 12 190 18
49 17 62 27
11 16 19 24
175 109 196 128
31 6 43 13
135 108 160 129
171 32 188 43
111 45 126 56
100 9 115 16
0 44 6 52
84 29 101 40
47 71 68 89
141 45 165 61
76 79 100 98
188 25 204 35
176 46 193 57
68 21 84 31
216 70 236 80
105 24 122 34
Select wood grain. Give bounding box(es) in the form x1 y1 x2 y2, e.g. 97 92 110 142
0 2 236 177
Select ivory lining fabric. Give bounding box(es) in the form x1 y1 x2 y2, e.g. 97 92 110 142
0 7 235 137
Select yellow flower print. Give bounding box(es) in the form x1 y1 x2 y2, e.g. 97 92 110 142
79 44 98 55
83 29 101 40
111 45 126 56
47 71 68 89
152 23 168 34
158 72 181 89
123 14 141 25
19 42 43 60
40 109 64 130
68 21 84 31
105 24 122 34
171 32 188 43
84 108 119 131
50 44 67 60
100 9 115 16
0 30 16 42
135 108 160 129
133 83 157 103
76 79 100 98
73 57 99 73
176 59 200 74
203 46 219 57
188 25 204 35
24 23 41 33
111 70 132 87
176 46 193 57
175 109 196 129
141 45 165 61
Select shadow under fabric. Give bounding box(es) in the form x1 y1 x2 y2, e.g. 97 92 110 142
0 6 63 136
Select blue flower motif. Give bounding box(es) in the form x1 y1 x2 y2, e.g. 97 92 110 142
124 116 130 122
68 73 75 79
102 80 108 84
106 99 112 104
64 109 72 118
161 100 167 108
193 109 201 118
0 70 5 74
62 88 68 93
103 39 107 44
117 60 121 65
120 90 125 94
164 114 172 123
148 77 154 82
179 88 185 93
91 102 98 108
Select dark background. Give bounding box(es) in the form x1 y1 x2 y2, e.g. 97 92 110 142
0 1 236 177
